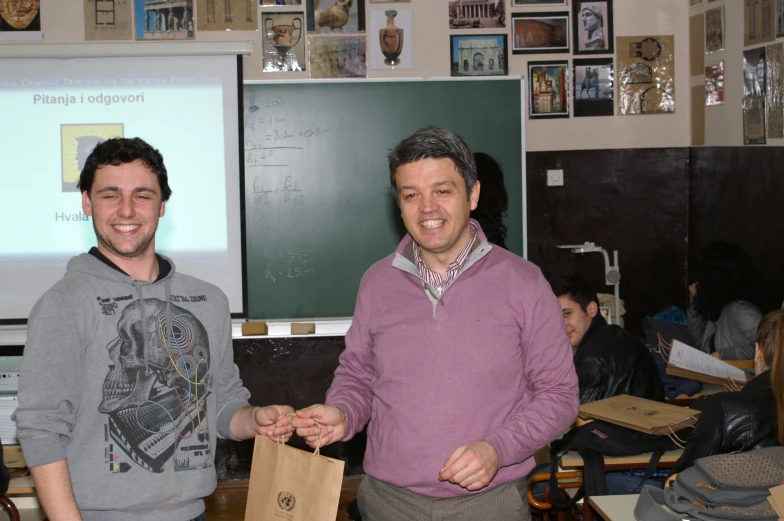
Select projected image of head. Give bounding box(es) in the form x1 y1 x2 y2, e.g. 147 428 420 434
60 123 124 192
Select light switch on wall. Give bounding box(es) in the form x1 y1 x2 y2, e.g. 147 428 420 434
547 169 564 186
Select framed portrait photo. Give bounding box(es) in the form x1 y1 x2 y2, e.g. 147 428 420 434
512 12 569 54
450 34 508 76
572 0 613 54
528 60 569 118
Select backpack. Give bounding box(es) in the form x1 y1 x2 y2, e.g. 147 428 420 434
548 420 678 508
634 447 784 521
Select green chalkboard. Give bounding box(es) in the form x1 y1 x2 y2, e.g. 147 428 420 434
243 79 524 319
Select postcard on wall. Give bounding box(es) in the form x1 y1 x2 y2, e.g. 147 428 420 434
512 12 569 54
705 5 724 53
448 0 504 29
450 34 508 77
135 0 194 40
84 0 133 41
370 9 412 70
308 35 367 78
765 42 784 138
0 0 42 40
745 0 775 46
705 61 724 105
528 60 570 119
573 57 613 117
262 11 305 71
572 0 613 55
743 46 766 97
690 0 703 6
306 0 365 33
197 0 257 31
261 0 303 5
778 0 784 37
616 35 675 116
743 96 767 144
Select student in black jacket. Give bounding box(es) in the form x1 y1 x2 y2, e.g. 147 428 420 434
552 276 665 404
670 309 784 475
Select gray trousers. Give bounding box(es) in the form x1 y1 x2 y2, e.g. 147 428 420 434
357 475 531 521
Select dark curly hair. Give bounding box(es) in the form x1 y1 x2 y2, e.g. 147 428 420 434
78 137 172 201
692 240 761 322
470 152 508 248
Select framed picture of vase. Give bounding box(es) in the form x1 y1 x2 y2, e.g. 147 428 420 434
572 0 613 55
450 34 508 77
528 60 570 118
306 0 365 33
512 12 569 54
370 8 412 69
262 11 306 71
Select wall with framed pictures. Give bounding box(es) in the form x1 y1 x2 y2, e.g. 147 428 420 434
9 0 690 152
689 0 784 147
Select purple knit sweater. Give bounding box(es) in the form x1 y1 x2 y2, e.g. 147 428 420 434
326 228 579 499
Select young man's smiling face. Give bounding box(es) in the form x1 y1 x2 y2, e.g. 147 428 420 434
82 159 166 266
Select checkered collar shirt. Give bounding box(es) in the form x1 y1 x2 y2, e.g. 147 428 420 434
412 221 478 295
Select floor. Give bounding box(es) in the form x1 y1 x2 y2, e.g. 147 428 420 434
204 477 361 521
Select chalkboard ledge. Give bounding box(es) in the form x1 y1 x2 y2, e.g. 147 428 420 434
231 318 352 338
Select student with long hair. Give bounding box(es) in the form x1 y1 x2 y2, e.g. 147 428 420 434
688 240 763 360
670 309 784 475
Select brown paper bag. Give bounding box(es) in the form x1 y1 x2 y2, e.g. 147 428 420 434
578 394 700 435
244 435 345 521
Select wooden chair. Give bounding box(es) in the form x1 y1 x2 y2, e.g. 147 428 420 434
0 496 20 521
527 470 592 521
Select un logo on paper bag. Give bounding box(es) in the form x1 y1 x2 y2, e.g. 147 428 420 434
277 491 296 512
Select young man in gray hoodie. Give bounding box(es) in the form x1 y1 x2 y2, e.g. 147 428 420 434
14 138 294 521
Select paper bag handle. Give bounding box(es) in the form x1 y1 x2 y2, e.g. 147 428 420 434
279 413 324 456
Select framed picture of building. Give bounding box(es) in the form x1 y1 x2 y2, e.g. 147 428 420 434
450 34 508 76
513 0 567 5
528 60 570 118
572 0 613 54
512 12 569 54
448 0 504 29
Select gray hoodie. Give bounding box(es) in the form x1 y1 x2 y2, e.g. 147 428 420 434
14 253 250 521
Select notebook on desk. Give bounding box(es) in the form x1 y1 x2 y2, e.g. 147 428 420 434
665 340 749 388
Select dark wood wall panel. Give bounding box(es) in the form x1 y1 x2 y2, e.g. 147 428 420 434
215 336 366 481
527 148 690 334
689 147 784 312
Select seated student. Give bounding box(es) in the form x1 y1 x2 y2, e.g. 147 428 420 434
552 276 665 404
670 309 784 475
688 240 763 360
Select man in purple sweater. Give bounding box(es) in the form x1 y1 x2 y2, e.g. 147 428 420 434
294 126 579 520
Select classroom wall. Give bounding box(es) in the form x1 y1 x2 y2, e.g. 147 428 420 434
690 0 784 146
28 0 690 152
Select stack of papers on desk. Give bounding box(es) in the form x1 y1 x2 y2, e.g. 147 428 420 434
666 340 748 388
0 394 18 444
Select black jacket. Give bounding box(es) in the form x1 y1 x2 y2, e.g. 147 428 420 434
574 315 665 405
670 370 778 475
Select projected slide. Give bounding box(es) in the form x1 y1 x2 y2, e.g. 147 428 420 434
0 54 243 320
